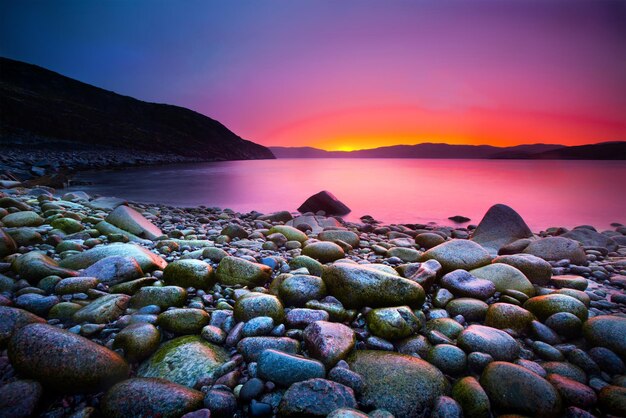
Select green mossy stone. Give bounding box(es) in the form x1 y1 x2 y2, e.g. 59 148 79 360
268 225 308 243
113 323 161 363
366 306 421 340
452 376 491 418
421 239 492 273
129 286 187 309
158 308 210 335
234 292 284 323
162 259 215 289
523 294 588 322
216 256 272 287
50 218 84 234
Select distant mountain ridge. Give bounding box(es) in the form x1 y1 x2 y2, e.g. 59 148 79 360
0 57 274 160
270 141 626 160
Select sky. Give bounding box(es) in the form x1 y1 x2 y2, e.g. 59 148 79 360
1 0 625 150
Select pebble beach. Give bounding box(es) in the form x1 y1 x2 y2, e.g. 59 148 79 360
1 184 625 418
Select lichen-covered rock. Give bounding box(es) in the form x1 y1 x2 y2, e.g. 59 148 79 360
129 286 187 309
113 323 161 362
234 292 284 323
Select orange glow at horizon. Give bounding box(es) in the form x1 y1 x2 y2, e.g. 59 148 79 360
263 105 626 151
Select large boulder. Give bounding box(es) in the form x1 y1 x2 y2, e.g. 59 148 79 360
298 191 351 216
60 243 167 272
347 350 449 418
522 237 587 265
471 204 533 255
480 361 562 417
421 240 492 273
562 228 618 252
8 324 129 392
101 378 204 418
137 335 229 387
106 205 163 240
322 263 425 309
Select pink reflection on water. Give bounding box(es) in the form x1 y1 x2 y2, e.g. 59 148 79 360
71 159 625 231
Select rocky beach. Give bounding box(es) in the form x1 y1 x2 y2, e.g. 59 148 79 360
0 181 625 418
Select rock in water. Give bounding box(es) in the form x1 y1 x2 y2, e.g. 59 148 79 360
298 191 351 216
138 335 229 387
106 205 163 239
60 243 168 272
322 263 425 309
101 378 204 418
471 204 533 255
347 350 449 418
480 361 562 417
8 323 129 392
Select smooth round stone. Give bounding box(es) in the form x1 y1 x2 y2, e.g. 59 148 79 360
129 286 187 309
366 306 421 340
82 255 144 285
47 302 82 321
524 294 588 322
415 233 446 249
289 256 323 277
347 350 449 418
467 352 494 374
216 256 272 287
13 251 77 283
433 288 455 308
550 275 588 291
268 225 308 243
446 298 488 322
0 227 17 258
279 274 327 307
0 379 42 418
545 312 583 338
583 315 626 358
547 374 597 409
237 336 300 362
302 241 345 263
2 211 44 227
522 236 587 265
452 376 491 418
469 263 535 297
158 308 210 335
59 243 167 272
303 321 356 368
386 247 421 262
101 377 204 418
234 292 284 323
484 303 535 333
257 349 326 386
162 259 215 289
533 341 564 361
204 387 237 418
556 288 590 307
424 318 464 340
441 269 496 300
542 361 587 384
8 323 129 392
321 263 425 309
493 254 552 286
239 377 265 402
54 276 99 294
0 306 45 348
285 308 329 328
318 230 360 247
457 325 520 361
14 293 59 317
201 247 229 262
242 316 274 337
430 396 463 418
50 217 84 233
73 293 130 324
589 347 625 375
427 344 467 376
327 408 369 418
420 239 492 273
278 378 357 417
201 325 227 344
113 323 161 362
481 361 562 417
220 223 248 239
598 385 626 416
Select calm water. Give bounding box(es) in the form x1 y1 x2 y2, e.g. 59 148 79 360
68 159 626 231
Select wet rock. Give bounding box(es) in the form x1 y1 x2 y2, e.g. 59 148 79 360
234 292 284 323
0 306 45 348
547 374 597 409
163 259 215 289
582 315 626 357
0 379 42 418
12 251 77 282
471 204 533 255
0 227 17 258
427 344 467 376
524 294 588 322
2 211 44 227
452 376 490 418
8 323 129 392
278 378 357 416
113 322 161 362
237 336 300 362
106 205 163 239
60 243 167 272
303 241 346 263
257 349 325 386
457 325 520 361
484 303 535 333
55 276 99 294
492 253 552 286
421 239 492 273
279 274 327 307
73 293 130 324
445 298 488 322
101 377 204 418
158 308 210 334
469 263 535 297
440 269 496 300
130 286 187 309
82 255 144 285
298 190 351 216
303 321 356 368
204 387 237 418
366 305 421 340
216 256 272 287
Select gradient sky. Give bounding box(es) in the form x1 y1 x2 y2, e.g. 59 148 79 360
1 0 625 150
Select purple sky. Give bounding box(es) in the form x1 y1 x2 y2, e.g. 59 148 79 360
1 0 625 149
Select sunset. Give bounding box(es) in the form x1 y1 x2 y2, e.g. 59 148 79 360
1 1 625 417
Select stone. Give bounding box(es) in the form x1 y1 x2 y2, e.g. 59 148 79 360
480 361 562 417
421 239 492 273
82 255 144 285
234 292 284 323
163 259 215 289
427 344 467 376
8 323 129 392
106 205 163 239
221 223 248 239
101 377 204 418
298 191 351 216
303 321 356 368
452 376 490 418
12 251 77 282
257 349 326 386
492 253 552 286
130 286 187 309
318 230 360 247
445 298 488 322
303 241 346 263
471 204 533 255
562 228 618 252
289 255 323 277
60 243 167 272
523 237 587 265
1 211 44 227
0 306 45 348
415 232 446 249
278 378 357 416
285 308 329 328
268 225 308 243
322 263 425 309
113 323 161 362
158 308 210 334
138 335 229 387
0 379 42 418
73 293 130 324
55 276 99 294
582 315 626 357
484 303 535 333
50 217 84 233
550 275 588 290
469 263 535 297
279 274 327 307
547 374 597 409
524 294 588 322
15 293 58 316
237 336 300 362
440 269 496 300
366 306 421 340
457 325 520 361
348 351 449 418
598 385 626 417
0 227 17 258
216 256 272 287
